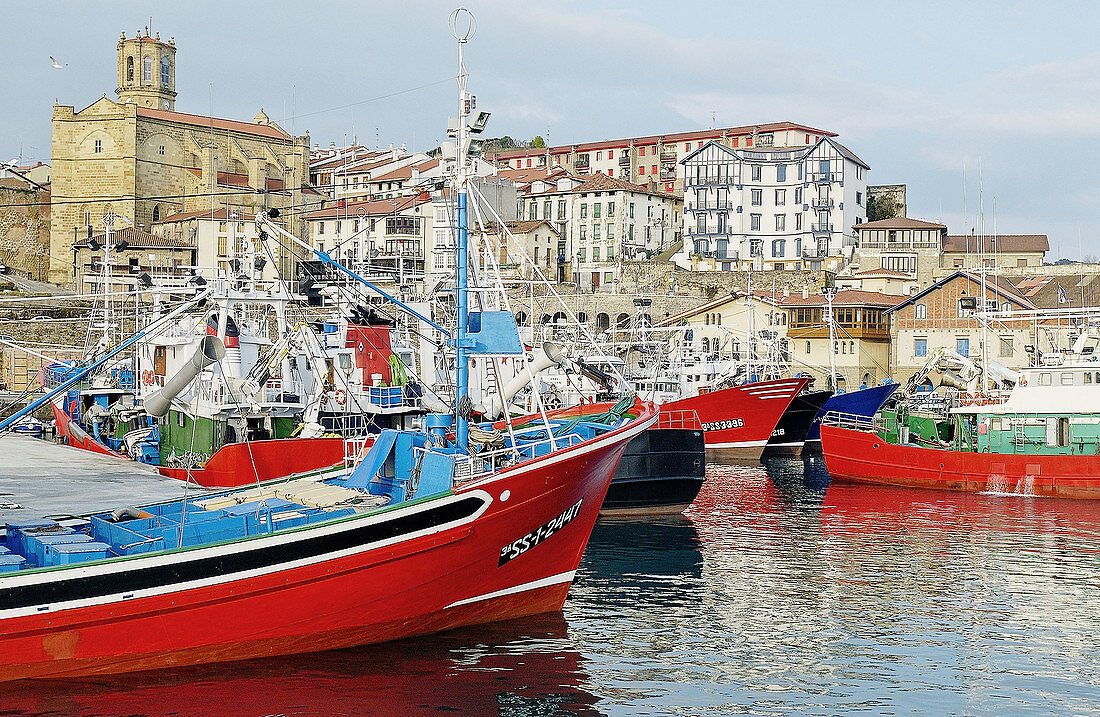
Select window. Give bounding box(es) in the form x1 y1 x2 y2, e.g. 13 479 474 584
608 202 615 218
775 215 786 231
697 215 706 234
607 224 615 240
651 164 657 175
771 239 785 257
593 224 601 241
1000 336 1012 357
1061 372 1075 386
528 203 536 221
956 338 970 356
578 248 586 262
750 214 761 231
776 189 786 205
580 204 587 219
126 56 134 82
1039 373 1052 386
593 247 600 261
335 220 342 234
580 225 587 241
881 256 916 274
217 236 228 256
558 200 566 220
94 139 102 153
629 202 635 219
143 56 152 82
158 145 165 155
593 203 601 219
751 165 762 181
161 57 170 85
915 338 928 357
806 341 811 354
639 146 646 156
795 187 802 204
717 213 727 234
795 213 802 231
777 164 786 182
856 191 863 206
915 303 927 319
544 201 551 220
751 189 762 206
639 166 645 175
596 151 601 161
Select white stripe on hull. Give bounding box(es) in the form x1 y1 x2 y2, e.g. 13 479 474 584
444 570 576 609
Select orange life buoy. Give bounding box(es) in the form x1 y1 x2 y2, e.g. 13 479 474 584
335 389 347 406
142 370 155 386
1019 377 1028 386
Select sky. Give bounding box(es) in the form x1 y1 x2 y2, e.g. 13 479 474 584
3 0 1098 258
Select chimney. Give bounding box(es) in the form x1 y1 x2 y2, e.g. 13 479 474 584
783 289 790 297
802 288 809 299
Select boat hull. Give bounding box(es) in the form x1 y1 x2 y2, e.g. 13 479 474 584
763 389 832 457
601 427 705 516
49 396 126 460
821 424 1100 499
804 383 900 448
158 438 349 488
662 377 809 460
0 403 657 682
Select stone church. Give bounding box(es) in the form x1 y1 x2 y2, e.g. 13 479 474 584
49 29 315 284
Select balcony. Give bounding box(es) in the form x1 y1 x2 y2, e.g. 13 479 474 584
618 153 631 166
575 156 590 170
660 148 677 162
810 172 834 184
811 197 834 209
811 223 833 234
659 168 677 181
686 200 733 212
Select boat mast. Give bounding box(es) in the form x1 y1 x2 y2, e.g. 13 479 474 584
825 283 837 392
452 8 475 453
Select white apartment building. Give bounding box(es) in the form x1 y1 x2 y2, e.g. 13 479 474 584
304 195 433 284
520 172 682 291
675 136 869 273
152 207 284 283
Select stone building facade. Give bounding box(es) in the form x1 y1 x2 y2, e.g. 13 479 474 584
49 30 313 285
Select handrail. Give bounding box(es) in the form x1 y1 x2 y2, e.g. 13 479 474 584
819 410 875 431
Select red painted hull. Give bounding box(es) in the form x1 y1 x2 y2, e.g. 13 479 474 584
821 424 1100 500
661 377 809 459
0 402 658 681
49 397 127 460
158 438 349 488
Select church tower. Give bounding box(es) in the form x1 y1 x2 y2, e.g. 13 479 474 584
116 28 177 110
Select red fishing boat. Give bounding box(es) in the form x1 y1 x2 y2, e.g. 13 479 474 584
661 377 810 459
0 398 657 682
821 422 1100 499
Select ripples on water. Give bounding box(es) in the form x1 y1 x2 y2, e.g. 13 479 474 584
4 458 1099 716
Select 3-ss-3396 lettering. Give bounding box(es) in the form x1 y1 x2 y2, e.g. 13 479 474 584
701 418 744 431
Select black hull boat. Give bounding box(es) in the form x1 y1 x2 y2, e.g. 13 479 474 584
763 389 832 457
601 427 706 516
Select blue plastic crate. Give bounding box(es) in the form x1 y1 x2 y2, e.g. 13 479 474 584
49 542 112 565
0 554 26 573
30 534 93 567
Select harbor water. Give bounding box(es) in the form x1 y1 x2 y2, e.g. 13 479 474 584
1 439 1098 715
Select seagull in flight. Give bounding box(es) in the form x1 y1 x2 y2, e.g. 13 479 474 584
50 56 67 69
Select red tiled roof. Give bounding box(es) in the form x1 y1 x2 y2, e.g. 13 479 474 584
74 226 192 249
487 122 836 160
942 234 1049 254
371 159 440 184
304 195 429 220
507 220 560 236
136 107 292 140
154 207 284 224
779 289 905 308
569 172 675 198
183 167 285 191
854 217 946 231
852 268 913 278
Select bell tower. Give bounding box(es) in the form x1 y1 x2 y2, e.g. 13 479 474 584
116 28 177 110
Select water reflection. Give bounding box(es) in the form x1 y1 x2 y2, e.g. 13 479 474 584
0 614 599 716
3 459 1099 715
564 460 1100 715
